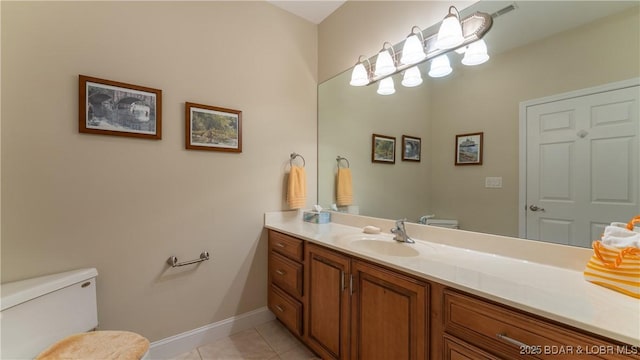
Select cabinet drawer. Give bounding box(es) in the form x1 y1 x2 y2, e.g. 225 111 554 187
443 334 501 360
269 230 304 261
270 252 303 297
269 285 303 336
444 289 638 359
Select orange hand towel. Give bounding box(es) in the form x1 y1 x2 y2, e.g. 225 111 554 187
287 165 306 209
336 168 353 206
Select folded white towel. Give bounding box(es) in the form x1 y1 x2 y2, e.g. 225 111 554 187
602 224 640 248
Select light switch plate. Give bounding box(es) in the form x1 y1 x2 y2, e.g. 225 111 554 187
485 177 503 188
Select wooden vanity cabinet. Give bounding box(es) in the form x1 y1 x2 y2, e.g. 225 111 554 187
268 230 638 360
267 231 305 337
304 243 429 360
441 289 640 360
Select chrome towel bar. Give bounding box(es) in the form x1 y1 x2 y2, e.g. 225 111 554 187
167 251 210 267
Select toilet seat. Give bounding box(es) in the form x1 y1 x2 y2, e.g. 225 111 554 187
36 330 149 360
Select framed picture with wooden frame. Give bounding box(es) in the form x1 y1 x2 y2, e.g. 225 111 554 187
402 135 421 162
372 134 396 164
185 102 242 152
455 132 483 165
79 75 162 140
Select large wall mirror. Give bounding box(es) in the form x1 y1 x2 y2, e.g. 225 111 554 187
318 1 640 247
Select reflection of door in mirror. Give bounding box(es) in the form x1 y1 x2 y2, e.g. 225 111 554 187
522 81 639 247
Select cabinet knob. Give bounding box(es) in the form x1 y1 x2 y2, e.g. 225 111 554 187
275 269 286 276
275 305 285 312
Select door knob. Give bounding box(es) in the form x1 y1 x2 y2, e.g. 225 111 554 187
529 205 545 212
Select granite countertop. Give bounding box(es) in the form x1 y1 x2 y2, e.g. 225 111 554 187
265 211 640 346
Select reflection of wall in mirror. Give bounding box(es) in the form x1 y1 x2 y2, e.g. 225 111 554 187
318 4 640 242
318 70 431 221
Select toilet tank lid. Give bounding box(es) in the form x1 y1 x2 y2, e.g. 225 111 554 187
1 268 98 311
426 218 458 225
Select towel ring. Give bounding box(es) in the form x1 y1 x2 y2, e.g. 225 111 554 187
337 156 350 168
290 153 305 167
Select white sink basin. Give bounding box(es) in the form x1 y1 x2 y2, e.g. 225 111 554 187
336 233 420 257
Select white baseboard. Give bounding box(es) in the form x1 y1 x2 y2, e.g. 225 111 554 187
147 307 275 359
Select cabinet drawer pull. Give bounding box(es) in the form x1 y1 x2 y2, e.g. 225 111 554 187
497 333 530 348
276 243 286 248
275 305 285 312
275 269 286 276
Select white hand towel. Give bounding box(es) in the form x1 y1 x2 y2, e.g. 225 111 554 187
602 225 640 248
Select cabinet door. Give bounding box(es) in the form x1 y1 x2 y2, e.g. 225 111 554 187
350 260 428 360
305 244 351 360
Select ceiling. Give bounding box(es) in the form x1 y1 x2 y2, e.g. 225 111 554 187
267 0 346 24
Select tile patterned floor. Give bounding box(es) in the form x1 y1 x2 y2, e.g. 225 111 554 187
170 320 320 360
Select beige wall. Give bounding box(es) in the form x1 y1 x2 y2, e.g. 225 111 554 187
1 1 317 342
318 69 431 220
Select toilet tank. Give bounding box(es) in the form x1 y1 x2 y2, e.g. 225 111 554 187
1 268 99 359
426 218 459 229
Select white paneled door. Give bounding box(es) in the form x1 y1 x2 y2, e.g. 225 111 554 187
524 83 639 247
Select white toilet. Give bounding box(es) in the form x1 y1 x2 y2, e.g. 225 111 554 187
425 218 459 229
418 215 459 229
1 268 149 360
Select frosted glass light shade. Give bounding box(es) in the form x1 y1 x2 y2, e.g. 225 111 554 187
350 63 369 86
400 34 426 65
461 39 490 66
436 14 464 49
455 46 467 54
377 77 395 95
401 67 423 87
374 49 396 76
428 55 452 78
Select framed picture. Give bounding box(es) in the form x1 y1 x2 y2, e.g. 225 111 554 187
455 132 483 165
372 134 396 164
79 75 162 139
402 135 421 162
185 102 242 152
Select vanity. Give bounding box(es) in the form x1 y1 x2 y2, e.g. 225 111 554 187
265 211 640 359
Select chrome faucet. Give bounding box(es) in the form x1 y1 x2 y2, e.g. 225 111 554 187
391 219 414 243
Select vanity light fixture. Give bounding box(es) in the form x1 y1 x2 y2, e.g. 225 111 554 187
374 42 397 77
428 54 453 78
401 66 423 87
400 26 426 65
348 5 492 90
377 77 396 95
436 6 465 50
350 56 371 86
454 46 468 54
461 39 490 66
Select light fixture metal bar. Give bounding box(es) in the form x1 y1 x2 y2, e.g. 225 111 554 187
365 11 493 86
